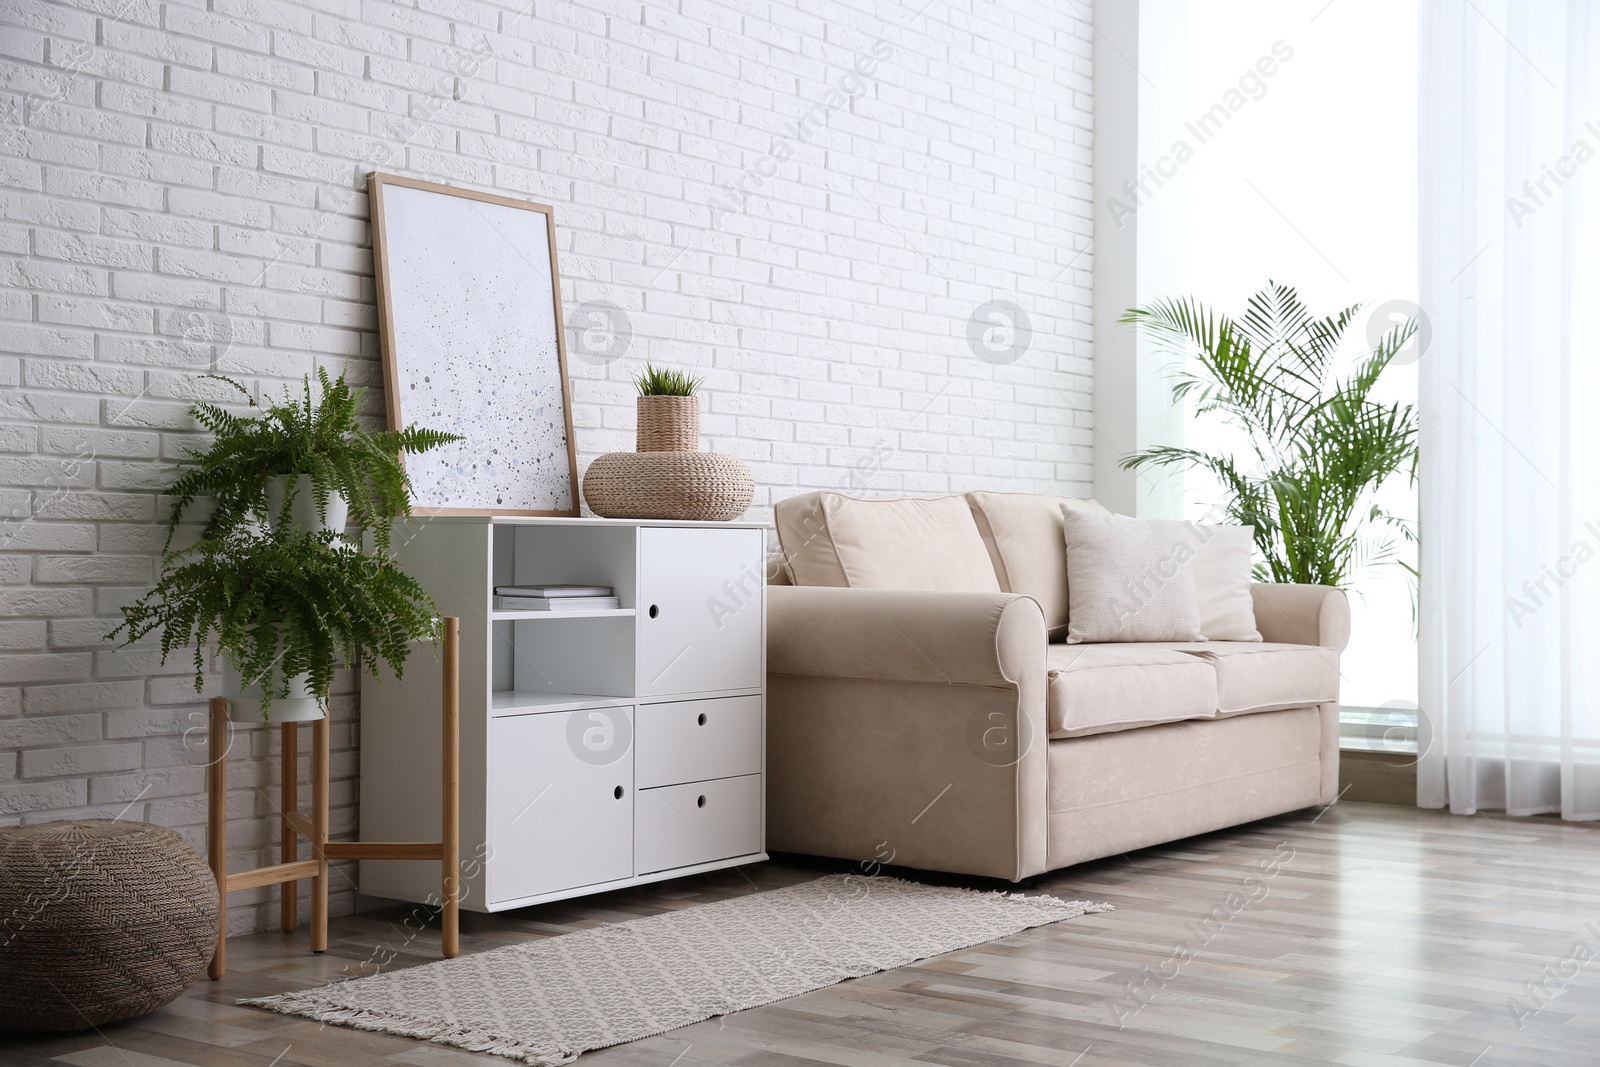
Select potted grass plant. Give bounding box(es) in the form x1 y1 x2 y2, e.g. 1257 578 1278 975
633 363 703 451
111 369 460 722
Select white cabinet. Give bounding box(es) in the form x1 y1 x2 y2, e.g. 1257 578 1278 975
360 517 767 912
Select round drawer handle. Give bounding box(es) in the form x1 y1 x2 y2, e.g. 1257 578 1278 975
648 604 659 619
614 786 625 799
697 713 707 726
696 795 707 808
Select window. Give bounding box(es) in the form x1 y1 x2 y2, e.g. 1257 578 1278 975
1162 0 1420 718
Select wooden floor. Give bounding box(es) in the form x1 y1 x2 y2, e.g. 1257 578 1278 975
10 802 1600 1067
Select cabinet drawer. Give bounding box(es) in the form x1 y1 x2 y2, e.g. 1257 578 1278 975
635 774 762 874
636 696 761 789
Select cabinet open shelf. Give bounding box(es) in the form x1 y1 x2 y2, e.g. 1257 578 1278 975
490 690 623 715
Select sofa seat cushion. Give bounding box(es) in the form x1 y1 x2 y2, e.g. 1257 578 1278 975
1045 644 1219 739
1157 642 1341 715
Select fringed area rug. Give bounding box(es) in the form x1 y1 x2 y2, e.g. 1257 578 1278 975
244 873 1112 1065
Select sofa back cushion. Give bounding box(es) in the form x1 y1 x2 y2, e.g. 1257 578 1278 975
774 491 1002 591
773 491 849 585
967 491 1107 639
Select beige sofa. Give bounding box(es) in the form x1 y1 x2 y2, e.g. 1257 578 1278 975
766 490 1348 882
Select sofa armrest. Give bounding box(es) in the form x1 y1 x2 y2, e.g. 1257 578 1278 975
766 585 1049 881
767 586 1046 687
1250 583 1351 651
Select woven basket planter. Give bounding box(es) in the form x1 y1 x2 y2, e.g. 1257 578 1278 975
0 820 219 1032
636 395 699 452
583 450 754 521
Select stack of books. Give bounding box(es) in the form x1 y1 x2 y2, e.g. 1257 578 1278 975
494 584 620 612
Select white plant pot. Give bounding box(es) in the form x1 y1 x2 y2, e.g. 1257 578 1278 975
222 660 325 723
265 474 349 536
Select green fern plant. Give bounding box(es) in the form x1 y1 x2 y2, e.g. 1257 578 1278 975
1120 281 1418 590
114 368 460 718
633 363 702 396
165 369 460 554
110 525 441 713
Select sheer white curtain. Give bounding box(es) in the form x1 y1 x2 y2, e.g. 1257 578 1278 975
1419 1 1600 817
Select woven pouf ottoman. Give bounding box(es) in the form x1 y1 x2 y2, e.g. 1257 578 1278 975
0 819 219 1032
582 450 755 520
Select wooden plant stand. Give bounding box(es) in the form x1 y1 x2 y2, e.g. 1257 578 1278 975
206 618 461 979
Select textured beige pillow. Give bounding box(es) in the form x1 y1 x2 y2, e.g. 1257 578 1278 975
1193 524 1262 641
967 492 1108 639
775 491 1002 591
1061 506 1204 643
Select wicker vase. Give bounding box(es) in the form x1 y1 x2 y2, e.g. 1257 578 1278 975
584 393 753 521
636 395 699 452
0 820 219 1032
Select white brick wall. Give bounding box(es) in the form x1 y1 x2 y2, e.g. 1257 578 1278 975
0 0 1093 932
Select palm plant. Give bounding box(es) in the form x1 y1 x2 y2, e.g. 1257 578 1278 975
1120 282 1418 589
165 368 459 554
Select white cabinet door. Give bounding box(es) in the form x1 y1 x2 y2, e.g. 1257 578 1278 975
487 706 634 904
636 527 764 697
635 773 763 874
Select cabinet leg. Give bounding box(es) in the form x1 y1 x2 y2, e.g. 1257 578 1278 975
310 716 329 954
207 698 228 980
280 722 298 934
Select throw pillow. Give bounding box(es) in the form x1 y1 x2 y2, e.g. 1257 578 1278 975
1193 524 1263 641
1060 506 1204 643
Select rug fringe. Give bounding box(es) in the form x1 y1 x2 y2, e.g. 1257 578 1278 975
1002 892 1116 914
858 872 1112 915
832 870 1107 915
241 993 580 1066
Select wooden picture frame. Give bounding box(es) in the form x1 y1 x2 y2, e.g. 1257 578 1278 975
368 172 579 516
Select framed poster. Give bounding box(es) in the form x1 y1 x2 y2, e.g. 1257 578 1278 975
369 173 579 515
